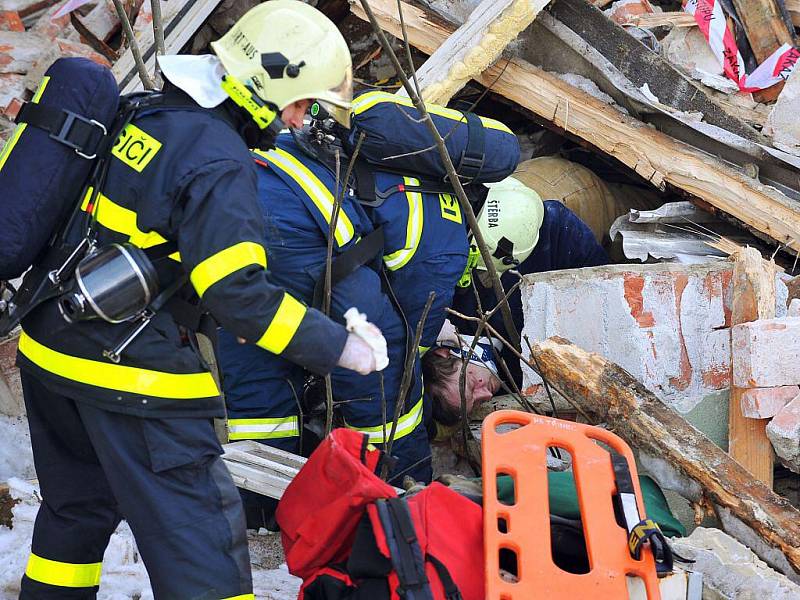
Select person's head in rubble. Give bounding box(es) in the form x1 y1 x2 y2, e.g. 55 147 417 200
422 332 502 428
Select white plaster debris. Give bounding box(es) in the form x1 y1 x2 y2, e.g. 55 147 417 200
715 507 800 584
0 423 300 599
672 527 800 597
552 72 628 113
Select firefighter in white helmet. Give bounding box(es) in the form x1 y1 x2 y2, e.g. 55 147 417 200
16 3 381 599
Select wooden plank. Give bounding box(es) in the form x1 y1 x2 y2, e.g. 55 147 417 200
528 336 800 578
729 248 777 487
397 0 551 105
220 440 403 500
351 0 800 249
786 0 800 27
731 0 795 64
730 0 795 102
112 0 223 93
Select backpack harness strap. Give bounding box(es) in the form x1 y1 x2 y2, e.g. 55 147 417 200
15 102 108 159
455 111 485 182
311 226 385 310
375 497 434 600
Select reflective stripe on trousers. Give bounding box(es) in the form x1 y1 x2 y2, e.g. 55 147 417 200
344 395 424 444
227 416 300 440
25 554 102 588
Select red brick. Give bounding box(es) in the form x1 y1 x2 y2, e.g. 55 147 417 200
609 0 655 25
0 11 24 32
0 73 25 115
0 31 48 74
732 317 800 387
29 0 78 41
740 386 799 418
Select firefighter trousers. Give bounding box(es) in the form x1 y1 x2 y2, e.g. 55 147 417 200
18 373 252 600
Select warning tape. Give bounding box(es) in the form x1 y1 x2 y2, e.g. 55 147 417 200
684 0 800 92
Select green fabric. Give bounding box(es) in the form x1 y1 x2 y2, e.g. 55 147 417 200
495 472 686 538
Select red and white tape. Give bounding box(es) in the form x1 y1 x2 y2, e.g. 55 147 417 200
684 0 800 92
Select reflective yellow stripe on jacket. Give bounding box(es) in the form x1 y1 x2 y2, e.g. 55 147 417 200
222 595 255 600
80 189 181 262
190 241 267 298
18 330 219 399
25 553 102 588
352 91 513 134
0 76 49 171
384 176 423 271
345 396 424 444
228 416 299 440
253 147 355 247
256 292 306 354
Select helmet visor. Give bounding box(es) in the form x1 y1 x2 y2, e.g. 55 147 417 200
316 68 353 128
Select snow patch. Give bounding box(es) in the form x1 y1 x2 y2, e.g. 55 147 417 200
0 415 33 483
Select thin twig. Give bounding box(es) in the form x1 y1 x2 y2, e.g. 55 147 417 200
396 0 421 98
111 0 154 90
150 0 165 85
357 0 520 352
286 378 303 453
381 292 435 480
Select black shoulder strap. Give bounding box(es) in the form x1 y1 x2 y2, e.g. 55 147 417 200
312 227 384 310
376 498 434 600
455 111 485 182
426 554 463 600
16 102 108 159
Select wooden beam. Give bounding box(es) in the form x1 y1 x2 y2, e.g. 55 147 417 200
351 0 800 249
528 336 800 577
730 0 795 102
731 0 795 64
397 0 551 105
728 248 777 486
786 0 800 27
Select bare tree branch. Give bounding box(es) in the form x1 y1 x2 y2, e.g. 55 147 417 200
111 0 154 90
150 0 165 85
381 292 435 480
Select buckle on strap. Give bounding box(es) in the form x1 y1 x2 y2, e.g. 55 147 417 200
51 110 107 159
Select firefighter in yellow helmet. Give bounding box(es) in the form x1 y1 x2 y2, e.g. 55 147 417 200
16 3 380 599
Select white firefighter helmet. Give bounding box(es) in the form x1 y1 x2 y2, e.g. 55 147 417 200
211 0 353 127
473 176 544 272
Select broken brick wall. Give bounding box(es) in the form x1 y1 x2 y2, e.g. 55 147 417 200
520 262 789 446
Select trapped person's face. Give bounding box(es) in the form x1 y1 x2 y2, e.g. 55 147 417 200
438 360 501 414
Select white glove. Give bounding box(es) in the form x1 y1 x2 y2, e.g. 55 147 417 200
337 307 389 374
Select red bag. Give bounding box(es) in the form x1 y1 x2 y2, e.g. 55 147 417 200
277 429 484 600
277 428 396 581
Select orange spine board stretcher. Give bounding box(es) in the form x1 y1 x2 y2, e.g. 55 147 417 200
482 410 661 599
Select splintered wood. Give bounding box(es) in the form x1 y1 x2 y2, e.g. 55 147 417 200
396 0 551 105
351 0 800 251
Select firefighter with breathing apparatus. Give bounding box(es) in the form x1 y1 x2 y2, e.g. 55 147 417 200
6 2 386 598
